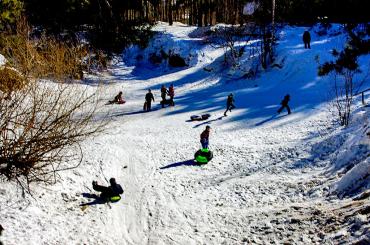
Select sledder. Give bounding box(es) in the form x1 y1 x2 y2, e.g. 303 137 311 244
194 126 213 164
92 178 124 202
108 91 126 105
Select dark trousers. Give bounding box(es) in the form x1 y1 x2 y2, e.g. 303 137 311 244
304 42 311 49
277 105 291 114
224 104 236 115
200 138 209 149
93 184 110 199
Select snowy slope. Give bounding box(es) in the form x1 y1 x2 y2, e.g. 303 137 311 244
1 22 369 245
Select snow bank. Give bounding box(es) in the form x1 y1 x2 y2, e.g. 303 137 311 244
330 107 370 197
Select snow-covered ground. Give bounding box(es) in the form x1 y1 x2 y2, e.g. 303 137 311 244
1 22 369 244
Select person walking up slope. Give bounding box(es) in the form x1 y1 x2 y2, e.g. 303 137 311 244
200 125 211 149
224 93 236 116
277 94 291 115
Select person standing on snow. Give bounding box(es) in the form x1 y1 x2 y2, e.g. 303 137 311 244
92 178 123 201
224 93 236 116
160 85 167 102
168 84 175 101
145 89 155 111
303 30 311 49
200 125 211 149
277 94 291 115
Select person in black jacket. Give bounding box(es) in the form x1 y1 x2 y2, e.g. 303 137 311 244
160 85 167 102
92 178 123 200
145 89 155 111
224 93 236 116
277 94 291 115
303 31 311 49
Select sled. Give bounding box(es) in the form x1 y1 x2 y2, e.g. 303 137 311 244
143 102 147 111
110 196 121 202
194 148 213 164
108 100 126 105
190 113 211 121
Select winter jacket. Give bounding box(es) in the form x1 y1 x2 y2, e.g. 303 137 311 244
145 92 155 102
281 95 290 106
227 96 235 106
168 86 175 97
110 183 124 196
114 94 123 103
303 31 311 43
200 130 210 140
161 87 167 97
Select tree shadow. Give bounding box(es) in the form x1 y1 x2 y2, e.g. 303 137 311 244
255 114 289 126
159 159 197 169
111 107 160 117
193 116 224 128
80 193 107 206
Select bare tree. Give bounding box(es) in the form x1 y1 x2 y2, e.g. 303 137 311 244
0 19 108 191
318 30 368 126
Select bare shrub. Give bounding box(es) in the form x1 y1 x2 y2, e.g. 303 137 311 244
0 18 109 191
318 27 369 126
0 81 106 189
209 26 247 67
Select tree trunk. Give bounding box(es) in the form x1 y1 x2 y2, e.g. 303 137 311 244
168 0 173 25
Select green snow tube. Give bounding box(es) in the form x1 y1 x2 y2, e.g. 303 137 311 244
194 148 213 164
110 196 121 202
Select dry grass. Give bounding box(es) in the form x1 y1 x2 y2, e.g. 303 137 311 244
0 66 26 93
0 18 85 81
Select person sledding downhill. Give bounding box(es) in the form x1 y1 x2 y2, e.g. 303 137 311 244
92 178 123 202
277 94 291 115
109 91 125 104
224 93 236 116
195 125 213 164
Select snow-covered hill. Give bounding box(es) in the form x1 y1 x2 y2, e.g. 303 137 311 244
1 22 369 244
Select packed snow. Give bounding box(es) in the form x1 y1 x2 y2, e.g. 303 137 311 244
1 22 369 244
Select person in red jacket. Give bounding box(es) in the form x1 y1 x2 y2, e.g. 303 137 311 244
200 125 211 149
168 84 175 100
